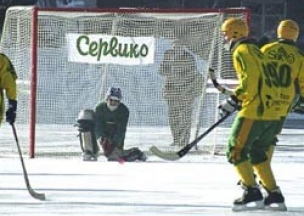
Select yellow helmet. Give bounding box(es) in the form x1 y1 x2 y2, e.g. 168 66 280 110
277 19 299 41
221 18 249 40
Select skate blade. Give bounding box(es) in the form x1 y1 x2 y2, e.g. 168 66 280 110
232 200 264 212
83 156 97 161
264 202 287 211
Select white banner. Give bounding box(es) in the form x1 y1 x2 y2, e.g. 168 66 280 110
67 34 155 65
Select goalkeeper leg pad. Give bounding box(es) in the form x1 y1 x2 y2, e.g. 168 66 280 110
77 109 99 161
80 132 99 161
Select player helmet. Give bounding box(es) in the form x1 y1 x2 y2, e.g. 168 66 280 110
105 87 122 111
221 18 249 41
106 87 122 101
277 19 299 41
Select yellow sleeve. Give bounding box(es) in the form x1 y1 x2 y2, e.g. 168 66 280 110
297 50 304 98
0 54 18 100
232 47 260 102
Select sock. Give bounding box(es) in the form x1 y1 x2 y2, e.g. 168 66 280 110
253 160 277 191
235 160 256 186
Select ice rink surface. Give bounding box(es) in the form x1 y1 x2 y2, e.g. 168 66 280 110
1 152 304 216
0 122 303 215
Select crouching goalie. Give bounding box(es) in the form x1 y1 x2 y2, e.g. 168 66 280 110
94 87 147 162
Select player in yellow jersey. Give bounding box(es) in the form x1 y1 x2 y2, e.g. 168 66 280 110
260 19 304 208
261 19 304 117
0 53 18 126
219 18 285 211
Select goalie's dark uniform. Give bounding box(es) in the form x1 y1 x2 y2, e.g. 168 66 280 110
94 87 146 162
95 100 128 152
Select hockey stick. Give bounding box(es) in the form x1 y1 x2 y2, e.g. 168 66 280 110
150 112 231 161
11 124 46 201
209 68 234 96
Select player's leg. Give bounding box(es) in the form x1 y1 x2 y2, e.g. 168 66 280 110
227 117 264 211
250 120 287 211
178 99 192 147
167 99 180 146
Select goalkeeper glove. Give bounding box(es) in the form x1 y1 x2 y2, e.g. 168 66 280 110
218 95 241 117
6 99 17 124
100 138 116 157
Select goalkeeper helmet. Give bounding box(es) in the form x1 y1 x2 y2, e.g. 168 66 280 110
106 87 122 101
221 18 249 41
277 19 299 41
106 87 122 111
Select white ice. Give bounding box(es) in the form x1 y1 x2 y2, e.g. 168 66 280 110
1 152 304 216
0 122 303 216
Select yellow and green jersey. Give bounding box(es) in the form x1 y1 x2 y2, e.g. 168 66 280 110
231 39 281 120
261 40 304 117
0 54 17 123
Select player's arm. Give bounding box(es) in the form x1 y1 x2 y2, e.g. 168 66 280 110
112 105 129 146
0 55 17 100
233 47 261 101
94 103 107 140
291 52 304 114
209 68 234 96
0 54 18 124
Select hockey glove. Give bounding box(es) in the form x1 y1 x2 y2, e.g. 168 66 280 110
218 95 241 117
100 138 116 157
6 99 17 124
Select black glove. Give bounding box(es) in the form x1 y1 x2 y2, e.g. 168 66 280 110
218 95 241 117
6 99 17 124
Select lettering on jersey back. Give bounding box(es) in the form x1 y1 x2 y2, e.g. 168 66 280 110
268 47 295 63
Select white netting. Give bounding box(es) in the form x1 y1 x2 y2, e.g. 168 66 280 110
0 6 249 158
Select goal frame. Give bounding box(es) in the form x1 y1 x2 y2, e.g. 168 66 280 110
23 7 250 158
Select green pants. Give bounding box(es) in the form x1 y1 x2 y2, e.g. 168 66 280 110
227 116 280 165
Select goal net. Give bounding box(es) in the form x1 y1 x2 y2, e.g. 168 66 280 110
0 6 249 159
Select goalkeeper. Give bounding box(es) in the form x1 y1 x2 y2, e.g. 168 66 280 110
0 53 18 127
219 18 285 211
94 87 147 162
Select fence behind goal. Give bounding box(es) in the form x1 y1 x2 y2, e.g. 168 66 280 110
0 6 249 158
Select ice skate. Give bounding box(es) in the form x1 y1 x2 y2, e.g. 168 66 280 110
232 184 264 212
264 187 287 211
83 151 98 161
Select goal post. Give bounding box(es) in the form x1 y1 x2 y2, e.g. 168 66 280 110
0 6 249 158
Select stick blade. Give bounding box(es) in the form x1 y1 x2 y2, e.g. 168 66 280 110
149 146 180 161
29 188 46 201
